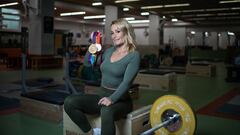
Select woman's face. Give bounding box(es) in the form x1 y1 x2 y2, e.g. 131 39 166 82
111 24 125 46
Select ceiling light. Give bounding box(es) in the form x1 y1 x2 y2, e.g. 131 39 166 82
191 31 196 35
205 8 229 11
0 2 18 7
220 0 240 4
186 18 206 21
92 2 102 6
115 0 139 3
141 5 163 9
182 9 205 13
163 10 181 14
231 7 240 10
141 12 149 16
164 3 190 8
217 12 239 16
227 32 235 36
123 8 129 11
128 20 150 24
84 15 106 19
141 3 190 9
60 11 86 16
171 18 178 22
125 17 135 20
196 13 215 17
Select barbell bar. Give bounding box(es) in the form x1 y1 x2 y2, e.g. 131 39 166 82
141 113 180 135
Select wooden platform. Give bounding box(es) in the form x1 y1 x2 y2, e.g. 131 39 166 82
134 71 177 91
20 96 63 122
186 63 216 77
63 105 151 135
19 90 70 122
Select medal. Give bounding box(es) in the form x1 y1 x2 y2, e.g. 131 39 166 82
88 31 102 66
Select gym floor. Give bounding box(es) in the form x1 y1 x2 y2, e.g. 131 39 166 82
0 62 240 135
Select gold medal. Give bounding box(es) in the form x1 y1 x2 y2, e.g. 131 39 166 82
88 44 97 54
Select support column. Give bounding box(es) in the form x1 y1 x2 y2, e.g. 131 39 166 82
104 5 119 45
28 0 54 55
149 15 160 46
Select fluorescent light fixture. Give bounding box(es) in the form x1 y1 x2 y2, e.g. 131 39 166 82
164 3 190 8
171 18 178 22
227 32 235 36
182 9 205 13
196 13 215 17
220 0 240 4
60 11 86 16
217 12 239 16
186 18 206 21
128 20 150 24
163 10 181 14
125 17 135 20
84 15 106 19
231 7 240 10
115 0 139 3
141 3 190 9
123 8 129 11
205 8 229 11
92 2 102 6
141 12 149 16
0 2 18 7
141 5 163 9
191 31 196 35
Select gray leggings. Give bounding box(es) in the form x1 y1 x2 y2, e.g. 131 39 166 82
64 87 133 135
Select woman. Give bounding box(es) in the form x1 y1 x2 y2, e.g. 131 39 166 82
64 18 140 135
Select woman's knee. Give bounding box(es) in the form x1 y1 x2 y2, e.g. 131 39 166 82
64 95 75 111
101 106 114 118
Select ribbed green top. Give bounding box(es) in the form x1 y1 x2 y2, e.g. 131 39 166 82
100 47 140 103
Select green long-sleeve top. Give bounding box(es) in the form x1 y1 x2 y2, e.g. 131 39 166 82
84 46 140 103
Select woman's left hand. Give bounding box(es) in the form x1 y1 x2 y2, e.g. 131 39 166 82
98 97 113 106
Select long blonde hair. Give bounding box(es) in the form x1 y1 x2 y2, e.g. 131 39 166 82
111 18 137 52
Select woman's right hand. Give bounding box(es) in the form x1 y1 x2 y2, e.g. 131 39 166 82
98 97 113 106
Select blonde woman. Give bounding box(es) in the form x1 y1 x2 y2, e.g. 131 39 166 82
64 18 140 135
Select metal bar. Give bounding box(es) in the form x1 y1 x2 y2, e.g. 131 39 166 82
141 114 180 135
21 53 28 93
64 52 78 94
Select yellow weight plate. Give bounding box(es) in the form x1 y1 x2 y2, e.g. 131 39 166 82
150 95 196 135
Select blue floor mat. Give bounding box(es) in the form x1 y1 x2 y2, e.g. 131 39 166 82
216 95 240 116
13 78 54 87
0 84 21 93
0 96 20 111
21 90 70 105
217 104 240 116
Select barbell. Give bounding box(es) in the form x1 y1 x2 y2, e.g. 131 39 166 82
141 95 196 135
